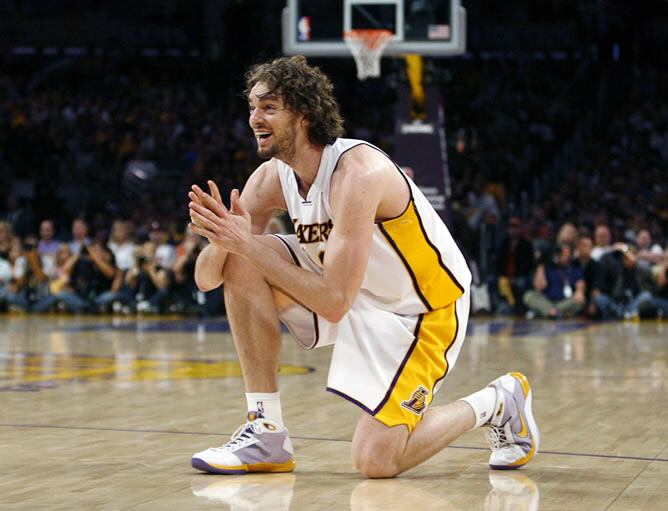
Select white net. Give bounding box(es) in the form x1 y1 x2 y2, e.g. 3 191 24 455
344 30 393 80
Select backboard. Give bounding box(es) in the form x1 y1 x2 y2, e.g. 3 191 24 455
282 0 466 57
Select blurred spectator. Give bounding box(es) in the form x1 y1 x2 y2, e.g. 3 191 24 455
495 217 534 314
523 243 586 318
556 222 579 250
635 229 664 268
0 238 31 311
593 243 657 319
651 260 668 317
0 221 13 259
171 226 205 313
37 219 59 278
573 235 600 318
68 218 91 256
108 220 136 271
466 176 500 230
5 195 34 239
33 241 119 313
18 236 50 308
149 221 176 270
591 224 613 261
125 241 170 313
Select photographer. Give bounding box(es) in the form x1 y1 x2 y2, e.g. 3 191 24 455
593 243 657 319
125 241 170 313
33 241 120 313
170 226 204 313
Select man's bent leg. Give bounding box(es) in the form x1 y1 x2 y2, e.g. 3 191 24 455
191 235 298 475
223 236 296 393
351 373 539 478
351 401 475 478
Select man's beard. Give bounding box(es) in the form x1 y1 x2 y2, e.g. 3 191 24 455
257 122 297 161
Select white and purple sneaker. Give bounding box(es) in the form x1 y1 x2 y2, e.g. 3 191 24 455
192 412 295 474
485 372 540 470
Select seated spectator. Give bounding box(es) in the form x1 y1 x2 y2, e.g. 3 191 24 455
148 221 176 270
495 217 534 314
650 259 668 318
0 238 31 311
33 241 120 313
635 229 664 268
0 221 13 259
37 219 60 275
171 226 205 313
466 176 500 230
125 242 170 313
593 243 657 319
23 236 51 306
523 243 586 318
591 224 613 261
108 220 136 271
556 222 579 250
68 218 91 256
573 235 600 318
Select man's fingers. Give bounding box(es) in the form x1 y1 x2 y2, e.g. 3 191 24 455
208 180 223 204
189 206 221 232
189 223 217 241
191 185 228 215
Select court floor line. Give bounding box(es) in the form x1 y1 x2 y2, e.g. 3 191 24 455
2 422 667 464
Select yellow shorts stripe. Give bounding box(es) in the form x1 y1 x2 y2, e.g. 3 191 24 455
373 304 459 431
379 200 464 310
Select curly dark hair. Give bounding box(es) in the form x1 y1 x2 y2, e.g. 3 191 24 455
244 56 345 146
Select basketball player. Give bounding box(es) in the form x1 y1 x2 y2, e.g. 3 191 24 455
188 56 539 478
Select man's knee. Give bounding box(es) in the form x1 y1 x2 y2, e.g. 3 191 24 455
351 417 408 479
352 437 403 479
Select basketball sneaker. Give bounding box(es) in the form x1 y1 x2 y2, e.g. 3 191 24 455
485 372 540 470
191 412 295 474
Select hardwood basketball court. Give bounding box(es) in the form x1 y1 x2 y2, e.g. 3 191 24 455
1 314 666 510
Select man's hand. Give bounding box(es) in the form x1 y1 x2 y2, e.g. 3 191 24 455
189 186 254 256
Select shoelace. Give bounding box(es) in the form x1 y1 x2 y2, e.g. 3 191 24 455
487 423 509 451
211 421 263 453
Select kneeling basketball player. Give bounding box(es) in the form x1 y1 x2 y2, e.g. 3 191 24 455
188 56 539 478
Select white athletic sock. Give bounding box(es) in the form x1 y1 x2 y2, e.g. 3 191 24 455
246 392 283 427
459 387 498 430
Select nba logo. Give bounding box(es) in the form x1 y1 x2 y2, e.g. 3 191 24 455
298 16 311 41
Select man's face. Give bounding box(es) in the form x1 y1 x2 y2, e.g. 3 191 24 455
636 230 651 249
72 220 88 240
578 237 593 260
595 226 610 247
558 245 572 266
40 221 54 241
248 82 301 161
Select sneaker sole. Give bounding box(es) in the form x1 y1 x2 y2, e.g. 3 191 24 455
191 457 296 475
489 372 540 470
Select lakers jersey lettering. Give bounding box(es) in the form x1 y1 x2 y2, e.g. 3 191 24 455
294 219 333 244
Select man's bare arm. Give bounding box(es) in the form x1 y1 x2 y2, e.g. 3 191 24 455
189 152 389 322
192 161 285 291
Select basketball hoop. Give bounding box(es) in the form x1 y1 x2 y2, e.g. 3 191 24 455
344 29 393 80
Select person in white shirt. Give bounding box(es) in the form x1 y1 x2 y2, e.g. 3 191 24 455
108 220 136 271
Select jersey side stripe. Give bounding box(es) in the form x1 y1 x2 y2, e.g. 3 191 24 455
380 201 464 309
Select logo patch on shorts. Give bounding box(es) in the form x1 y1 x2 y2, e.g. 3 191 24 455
401 385 430 415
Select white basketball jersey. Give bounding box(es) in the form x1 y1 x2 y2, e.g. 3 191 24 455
276 138 471 315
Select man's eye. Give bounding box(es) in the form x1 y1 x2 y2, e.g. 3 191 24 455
265 105 276 112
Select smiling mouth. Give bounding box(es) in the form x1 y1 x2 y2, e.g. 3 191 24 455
256 133 272 144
